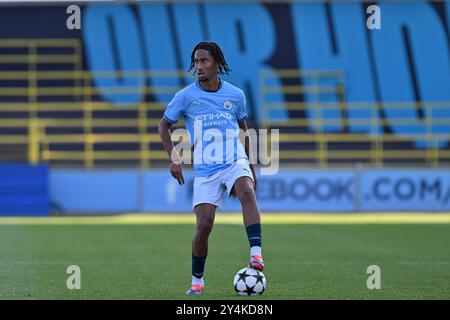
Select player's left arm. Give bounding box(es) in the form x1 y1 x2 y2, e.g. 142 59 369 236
238 119 257 191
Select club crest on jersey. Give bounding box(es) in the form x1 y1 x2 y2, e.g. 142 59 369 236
224 100 233 110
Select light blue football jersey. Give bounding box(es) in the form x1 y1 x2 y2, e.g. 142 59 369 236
163 79 249 177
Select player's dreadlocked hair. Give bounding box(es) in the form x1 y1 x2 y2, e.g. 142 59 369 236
188 41 231 75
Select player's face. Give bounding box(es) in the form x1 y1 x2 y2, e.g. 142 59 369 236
194 49 218 82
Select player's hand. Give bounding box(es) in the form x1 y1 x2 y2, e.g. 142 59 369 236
170 162 185 185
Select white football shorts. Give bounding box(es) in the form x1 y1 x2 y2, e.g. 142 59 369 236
192 160 254 210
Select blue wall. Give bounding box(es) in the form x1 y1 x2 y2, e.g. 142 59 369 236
0 164 49 216
50 168 450 214
50 170 138 213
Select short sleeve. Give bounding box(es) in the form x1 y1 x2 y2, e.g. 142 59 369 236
237 91 248 121
163 91 186 124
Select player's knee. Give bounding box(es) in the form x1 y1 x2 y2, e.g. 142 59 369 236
237 186 255 203
196 219 213 236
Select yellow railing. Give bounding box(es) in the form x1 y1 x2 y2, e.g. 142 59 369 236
0 100 449 168
0 39 449 168
260 68 346 125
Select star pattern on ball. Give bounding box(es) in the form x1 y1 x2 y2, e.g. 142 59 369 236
237 270 248 282
234 268 266 296
254 273 265 285
243 284 256 295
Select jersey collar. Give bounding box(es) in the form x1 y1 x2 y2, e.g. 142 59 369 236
195 77 223 93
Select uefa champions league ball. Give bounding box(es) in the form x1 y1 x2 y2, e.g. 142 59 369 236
233 267 266 296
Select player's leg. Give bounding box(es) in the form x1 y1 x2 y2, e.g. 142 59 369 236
192 203 216 276
232 176 264 271
187 203 216 295
232 176 260 225
187 173 224 295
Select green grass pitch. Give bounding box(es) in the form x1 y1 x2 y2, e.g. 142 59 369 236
1 223 449 299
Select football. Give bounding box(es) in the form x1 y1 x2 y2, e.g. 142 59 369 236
233 267 266 296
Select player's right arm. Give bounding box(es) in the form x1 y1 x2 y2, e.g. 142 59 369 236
158 90 187 185
158 118 185 185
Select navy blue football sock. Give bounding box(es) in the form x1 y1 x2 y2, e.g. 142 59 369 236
192 254 207 279
246 223 262 248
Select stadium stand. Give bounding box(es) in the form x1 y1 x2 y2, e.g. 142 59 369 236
0 39 449 168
